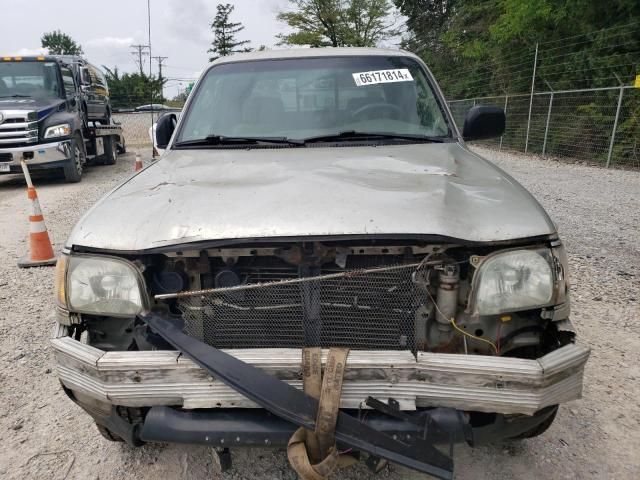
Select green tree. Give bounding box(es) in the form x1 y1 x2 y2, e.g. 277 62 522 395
395 0 640 97
277 0 399 47
208 3 251 61
102 66 166 109
41 30 83 55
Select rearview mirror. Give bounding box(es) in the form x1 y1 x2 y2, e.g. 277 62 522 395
462 106 505 141
81 67 91 86
155 113 177 149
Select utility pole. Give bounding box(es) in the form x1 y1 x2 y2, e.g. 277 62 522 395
130 44 149 75
152 55 168 98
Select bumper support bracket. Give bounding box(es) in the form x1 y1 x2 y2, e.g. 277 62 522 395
142 313 458 479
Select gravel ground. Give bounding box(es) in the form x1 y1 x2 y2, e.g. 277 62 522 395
0 147 638 480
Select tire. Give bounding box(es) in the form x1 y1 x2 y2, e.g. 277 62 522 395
95 423 123 442
509 407 558 440
116 134 127 154
96 423 124 442
63 133 85 183
103 136 117 165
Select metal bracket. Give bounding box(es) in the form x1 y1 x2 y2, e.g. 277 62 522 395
142 313 454 479
365 397 426 428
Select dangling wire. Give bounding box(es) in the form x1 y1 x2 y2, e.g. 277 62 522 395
449 316 498 355
425 286 499 355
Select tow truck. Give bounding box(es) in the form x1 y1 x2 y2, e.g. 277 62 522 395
0 55 124 182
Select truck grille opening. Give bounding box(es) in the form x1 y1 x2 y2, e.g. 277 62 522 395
173 262 426 351
0 114 38 147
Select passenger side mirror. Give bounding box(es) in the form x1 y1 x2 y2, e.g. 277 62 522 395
462 106 505 141
155 113 177 149
81 67 91 86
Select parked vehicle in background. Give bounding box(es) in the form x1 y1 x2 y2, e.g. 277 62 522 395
0 55 121 182
134 103 173 112
72 58 112 124
52 48 589 477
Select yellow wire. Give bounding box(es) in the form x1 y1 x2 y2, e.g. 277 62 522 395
449 317 498 355
424 282 499 355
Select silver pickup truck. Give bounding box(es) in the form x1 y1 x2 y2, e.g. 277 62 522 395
52 48 589 478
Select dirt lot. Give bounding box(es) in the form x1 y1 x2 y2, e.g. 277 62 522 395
0 148 638 479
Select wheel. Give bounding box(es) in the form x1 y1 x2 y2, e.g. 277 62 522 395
102 136 117 165
95 423 123 442
63 133 86 183
509 407 558 440
116 135 127 154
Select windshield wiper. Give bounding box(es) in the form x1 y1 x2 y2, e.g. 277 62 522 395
300 131 447 144
174 134 303 147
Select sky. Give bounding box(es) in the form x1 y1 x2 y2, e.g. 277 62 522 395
1 0 292 98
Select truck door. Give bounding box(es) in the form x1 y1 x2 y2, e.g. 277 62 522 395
60 66 80 116
86 64 109 121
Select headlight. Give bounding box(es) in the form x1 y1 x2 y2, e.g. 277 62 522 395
44 123 71 139
471 249 555 316
63 255 146 317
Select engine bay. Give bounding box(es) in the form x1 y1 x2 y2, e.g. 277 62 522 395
70 239 574 359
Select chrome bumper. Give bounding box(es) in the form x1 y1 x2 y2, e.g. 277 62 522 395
51 324 589 416
0 140 71 171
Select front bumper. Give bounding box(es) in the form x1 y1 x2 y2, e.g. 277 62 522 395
73 401 557 449
0 140 72 173
51 324 589 416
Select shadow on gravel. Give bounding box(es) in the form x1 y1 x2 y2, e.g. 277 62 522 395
0 154 135 192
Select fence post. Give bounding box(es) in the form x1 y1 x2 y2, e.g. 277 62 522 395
606 86 625 168
542 92 554 156
500 95 509 151
524 43 539 154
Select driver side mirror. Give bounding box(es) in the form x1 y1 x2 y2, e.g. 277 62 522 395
462 106 505 141
81 67 91 86
155 113 177 149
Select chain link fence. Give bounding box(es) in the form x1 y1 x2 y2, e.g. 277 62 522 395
112 111 179 148
449 86 640 168
111 95 184 148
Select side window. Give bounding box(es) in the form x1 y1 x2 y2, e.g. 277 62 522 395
89 65 104 87
60 67 76 97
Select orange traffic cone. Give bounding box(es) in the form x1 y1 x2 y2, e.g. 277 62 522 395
135 153 143 171
18 160 57 268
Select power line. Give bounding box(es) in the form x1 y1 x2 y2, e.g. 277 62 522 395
130 44 149 75
152 56 169 100
152 56 169 80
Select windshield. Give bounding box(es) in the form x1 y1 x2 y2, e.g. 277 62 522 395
176 56 451 144
0 61 62 99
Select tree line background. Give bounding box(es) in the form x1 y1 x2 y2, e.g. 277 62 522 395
39 1 640 102
38 1 640 165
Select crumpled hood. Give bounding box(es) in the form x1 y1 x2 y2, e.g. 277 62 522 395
0 97 65 120
67 143 556 251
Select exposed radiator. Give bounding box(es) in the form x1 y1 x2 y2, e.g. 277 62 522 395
166 263 427 351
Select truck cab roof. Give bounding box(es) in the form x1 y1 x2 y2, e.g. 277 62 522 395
210 47 419 65
1 55 84 63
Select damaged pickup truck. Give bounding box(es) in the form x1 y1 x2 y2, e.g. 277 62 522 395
52 48 589 479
